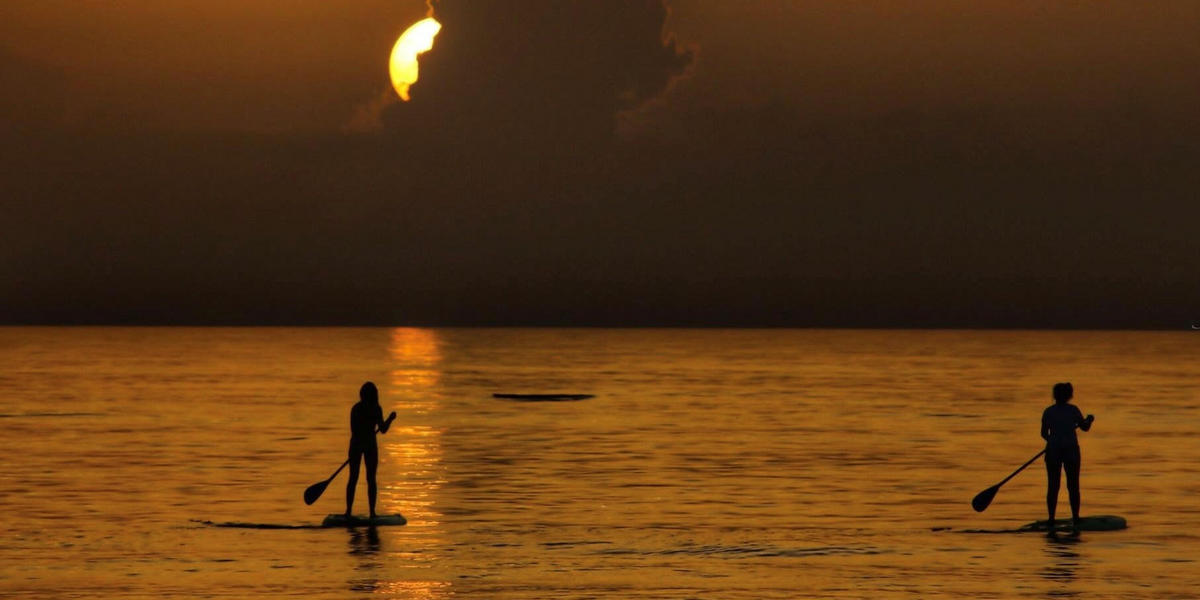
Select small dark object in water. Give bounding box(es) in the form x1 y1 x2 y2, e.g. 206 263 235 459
492 393 594 401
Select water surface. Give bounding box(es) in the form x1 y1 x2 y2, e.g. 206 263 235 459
1 328 1197 598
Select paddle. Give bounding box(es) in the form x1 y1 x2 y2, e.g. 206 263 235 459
303 420 390 506
303 457 352 506
972 416 1092 512
971 449 1045 512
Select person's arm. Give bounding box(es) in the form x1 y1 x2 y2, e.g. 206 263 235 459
1077 408 1094 432
1041 410 1051 442
377 406 397 434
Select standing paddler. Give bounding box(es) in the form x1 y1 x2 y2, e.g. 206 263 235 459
346 381 396 519
1041 382 1094 535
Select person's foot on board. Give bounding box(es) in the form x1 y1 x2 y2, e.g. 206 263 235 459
1071 518 1081 536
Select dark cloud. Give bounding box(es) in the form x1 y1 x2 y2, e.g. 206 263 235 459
379 0 694 146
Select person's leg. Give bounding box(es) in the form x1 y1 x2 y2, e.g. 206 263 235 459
1045 451 1062 529
1066 446 1082 530
366 446 379 518
346 445 363 517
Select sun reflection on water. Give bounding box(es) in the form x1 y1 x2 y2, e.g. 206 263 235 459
376 328 451 596
374 580 454 599
388 328 443 413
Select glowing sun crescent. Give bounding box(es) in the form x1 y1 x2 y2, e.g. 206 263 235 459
389 18 442 102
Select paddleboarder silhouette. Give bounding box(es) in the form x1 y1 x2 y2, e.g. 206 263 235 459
1041 382 1094 535
346 381 396 518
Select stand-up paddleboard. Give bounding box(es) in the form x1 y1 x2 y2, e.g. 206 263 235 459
1018 515 1126 532
944 515 1127 534
193 513 406 529
322 514 407 527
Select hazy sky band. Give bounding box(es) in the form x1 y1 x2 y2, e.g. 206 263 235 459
2 1 1197 326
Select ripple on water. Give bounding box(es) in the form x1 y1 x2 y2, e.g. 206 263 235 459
596 543 884 558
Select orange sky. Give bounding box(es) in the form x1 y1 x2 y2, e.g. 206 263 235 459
1 0 428 131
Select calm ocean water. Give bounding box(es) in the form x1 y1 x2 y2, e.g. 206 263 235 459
1 327 1198 598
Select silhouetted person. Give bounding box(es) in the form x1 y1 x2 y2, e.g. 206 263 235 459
1041 382 1094 535
346 381 396 518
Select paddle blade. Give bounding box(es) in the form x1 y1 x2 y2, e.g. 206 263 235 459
304 479 330 505
971 484 1000 512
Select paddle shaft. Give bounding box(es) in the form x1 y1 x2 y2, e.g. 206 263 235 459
997 415 1096 486
304 419 392 505
995 449 1045 488
323 421 389 482
324 457 352 485
972 416 1093 512
1000 415 1095 485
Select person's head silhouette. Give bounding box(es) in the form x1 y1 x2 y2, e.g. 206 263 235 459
360 381 378 405
1053 382 1073 404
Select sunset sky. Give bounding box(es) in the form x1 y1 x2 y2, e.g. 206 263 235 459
3 1 1197 327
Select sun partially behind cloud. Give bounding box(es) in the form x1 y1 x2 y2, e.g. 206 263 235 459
389 17 442 101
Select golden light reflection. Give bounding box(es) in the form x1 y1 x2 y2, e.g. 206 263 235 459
373 580 453 599
370 328 449 597
389 18 442 101
382 326 446 542
388 328 442 412
384 424 445 531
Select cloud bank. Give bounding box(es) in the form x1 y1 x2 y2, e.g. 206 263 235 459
372 0 694 145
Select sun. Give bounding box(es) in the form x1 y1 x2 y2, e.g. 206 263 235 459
389 17 442 102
